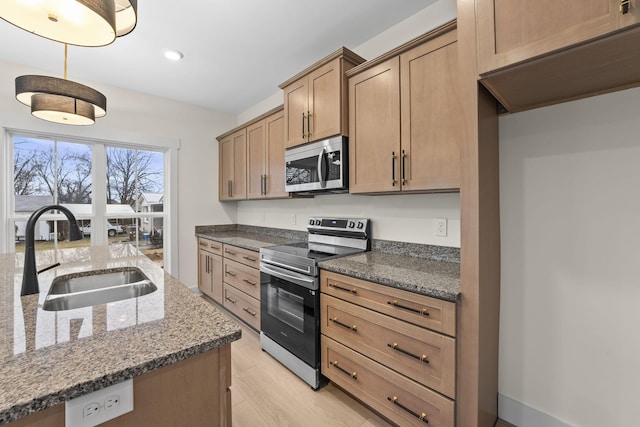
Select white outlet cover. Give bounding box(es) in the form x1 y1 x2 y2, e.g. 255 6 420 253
65 379 133 427
435 218 448 237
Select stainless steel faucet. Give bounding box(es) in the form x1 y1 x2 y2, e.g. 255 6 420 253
21 205 83 296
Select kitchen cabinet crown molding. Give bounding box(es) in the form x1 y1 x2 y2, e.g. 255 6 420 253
278 47 366 89
346 20 457 77
216 105 283 142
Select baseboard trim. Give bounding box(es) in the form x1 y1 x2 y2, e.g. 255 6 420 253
499 394 572 427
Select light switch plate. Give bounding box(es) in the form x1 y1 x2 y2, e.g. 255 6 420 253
65 379 133 427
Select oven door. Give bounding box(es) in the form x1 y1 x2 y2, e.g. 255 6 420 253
260 263 320 367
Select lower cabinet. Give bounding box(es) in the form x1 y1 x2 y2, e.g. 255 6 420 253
198 238 223 303
320 270 456 427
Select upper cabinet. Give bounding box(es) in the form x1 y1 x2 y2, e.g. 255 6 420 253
218 106 288 201
477 0 640 112
218 129 246 201
348 22 461 195
280 48 365 148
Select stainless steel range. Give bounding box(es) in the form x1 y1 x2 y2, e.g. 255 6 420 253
259 217 370 389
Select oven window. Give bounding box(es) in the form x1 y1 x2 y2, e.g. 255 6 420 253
267 283 304 332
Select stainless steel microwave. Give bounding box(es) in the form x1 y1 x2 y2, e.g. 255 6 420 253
285 136 348 193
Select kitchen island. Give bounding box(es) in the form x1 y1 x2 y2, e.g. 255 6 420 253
0 244 241 426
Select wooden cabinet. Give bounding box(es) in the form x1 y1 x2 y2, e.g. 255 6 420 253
280 48 365 148
246 109 288 199
476 1 640 112
221 244 260 331
320 270 457 427
348 23 460 194
198 238 223 303
218 129 246 201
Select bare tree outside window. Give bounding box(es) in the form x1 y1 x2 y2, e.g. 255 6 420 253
106 147 163 205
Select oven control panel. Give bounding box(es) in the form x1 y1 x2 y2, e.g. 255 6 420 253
307 217 369 234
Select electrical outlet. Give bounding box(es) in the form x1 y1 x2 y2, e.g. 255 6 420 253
435 218 448 237
82 403 100 419
104 396 120 410
66 379 133 427
292 214 296 225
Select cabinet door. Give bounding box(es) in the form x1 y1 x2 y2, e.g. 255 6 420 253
265 110 288 198
283 77 309 148
308 58 342 142
400 34 460 192
477 0 640 75
218 135 233 201
198 250 212 296
348 57 401 194
218 129 247 201
246 120 266 199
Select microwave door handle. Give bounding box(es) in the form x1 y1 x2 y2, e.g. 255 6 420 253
317 148 327 188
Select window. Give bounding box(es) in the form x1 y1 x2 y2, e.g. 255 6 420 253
5 131 172 271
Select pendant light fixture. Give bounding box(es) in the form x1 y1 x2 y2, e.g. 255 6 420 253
0 0 137 47
15 44 107 126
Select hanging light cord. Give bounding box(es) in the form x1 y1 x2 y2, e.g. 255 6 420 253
63 43 68 80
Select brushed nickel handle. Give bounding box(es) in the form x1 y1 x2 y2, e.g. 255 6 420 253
330 317 357 331
243 255 257 262
391 152 397 186
302 112 306 138
330 360 357 379
328 283 357 294
387 343 429 364
387 300 430 316
206 256 209 273
401 149 407 185
387 396 428 424
243 279 257 286
307 111 311 138
226 270 237 277
228 180 232 198
199 242 207 247
243 307 257 316
225 296 237 304
211 245 221 251
225 249 236 255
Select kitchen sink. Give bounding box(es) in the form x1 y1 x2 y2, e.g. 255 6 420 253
42 267 157 311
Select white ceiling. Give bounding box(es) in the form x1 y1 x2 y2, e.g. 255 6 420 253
0 0 436 115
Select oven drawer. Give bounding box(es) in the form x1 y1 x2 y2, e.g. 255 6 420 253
223 244 259 269
321 294 455 398
198 237 223 255
321 335 454 427
223 283 260 331
320 270 456 336
224 258 260 300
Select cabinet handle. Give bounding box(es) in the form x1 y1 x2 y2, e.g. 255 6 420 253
243 307 257 316
261 175 266 195
401 149 407 185
302 112 306 138
330 317 357 331
225 249 236 255
225 296 237 304
243 255 257 262
243 279 257 286
199 242 207 247
387 396 429 424
226 270 237 277
206 256 209 273
211 246 221 251
329 360 357 379
228 180 232 198
307 111 311 138
391 152 397 186
621 0 630 14
328 283 357 294
387 300 430 316
387 343 429 364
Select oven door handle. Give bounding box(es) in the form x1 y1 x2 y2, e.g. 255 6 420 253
260 263 317 289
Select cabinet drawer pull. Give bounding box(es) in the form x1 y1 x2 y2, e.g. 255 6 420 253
243 279 257 286
329 360 357 379
387 300 429 316
401 149 407 185
210 245 221 251
328 283 357 294
225 249 236 255
243 255 257 262
391 151 397 186
226 270 237 277
225 296 237 304
228 180 232 198
199 242 207 247
330 317 357 331
387 343 429 364
243 307 257 317
621 0 630 14
387 396 428 424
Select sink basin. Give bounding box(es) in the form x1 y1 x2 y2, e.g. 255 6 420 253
42 267 157 311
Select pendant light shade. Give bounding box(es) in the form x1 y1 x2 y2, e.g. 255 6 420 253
0 0 137 47
31 93 96 125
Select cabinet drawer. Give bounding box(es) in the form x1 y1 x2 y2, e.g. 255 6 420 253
198 238 223 255
321 270 456 336
223 258 259 300
321 335 454 427
222 244 259 269
321 294 455 398
223 284 260 331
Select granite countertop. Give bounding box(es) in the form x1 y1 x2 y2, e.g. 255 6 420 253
0 244 242 424
318 246 461 302
195 224 306 251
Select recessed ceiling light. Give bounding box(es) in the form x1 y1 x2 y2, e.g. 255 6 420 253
164 49 184 61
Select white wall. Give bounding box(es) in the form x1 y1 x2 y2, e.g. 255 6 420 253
237 0 460 247
499 87 640 427
0 60 237 289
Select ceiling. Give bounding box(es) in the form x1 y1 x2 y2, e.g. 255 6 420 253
0 0 436 115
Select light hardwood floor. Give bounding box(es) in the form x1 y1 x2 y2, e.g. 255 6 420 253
229 322 392 427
